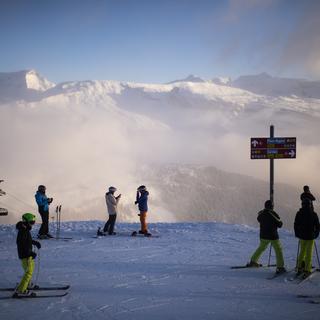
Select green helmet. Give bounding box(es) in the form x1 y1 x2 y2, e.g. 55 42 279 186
22 213 36 224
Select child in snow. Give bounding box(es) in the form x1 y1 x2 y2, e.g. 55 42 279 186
135 185 150 235
247 200 286 274
14 213 41 297
294 198 320 278
35 185 53 239
103 186 121 235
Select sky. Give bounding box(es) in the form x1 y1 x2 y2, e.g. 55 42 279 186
0 0 319 83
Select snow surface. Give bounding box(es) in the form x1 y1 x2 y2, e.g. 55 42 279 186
1 221 320 320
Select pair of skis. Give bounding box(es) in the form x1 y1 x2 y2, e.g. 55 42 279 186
297 294 320 304
230 264 288 280
0 284 70 299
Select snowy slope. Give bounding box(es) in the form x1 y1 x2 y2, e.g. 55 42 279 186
0 70 320 225
1 221 320 320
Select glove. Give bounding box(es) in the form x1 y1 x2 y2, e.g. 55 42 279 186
31 252 37 260
33 241 41 249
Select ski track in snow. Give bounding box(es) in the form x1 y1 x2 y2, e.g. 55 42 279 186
1 221 320 320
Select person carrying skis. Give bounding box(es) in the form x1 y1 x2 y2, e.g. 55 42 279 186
35 185 53 239
294 198 320 278
135 185 150 236
103 186 121 235
247 200 286 274
13 213 41 297
300 185 316 209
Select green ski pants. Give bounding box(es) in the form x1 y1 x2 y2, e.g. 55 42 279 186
297 239 314 273
17 257 34 293
251 239 284 267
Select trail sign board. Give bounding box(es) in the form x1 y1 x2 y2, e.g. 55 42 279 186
251 137 296 159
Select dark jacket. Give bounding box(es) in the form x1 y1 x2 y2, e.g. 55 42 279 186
257 209 283 240
300 192 316 202
136 190 149 212
16 221 37 259
294 207 320 240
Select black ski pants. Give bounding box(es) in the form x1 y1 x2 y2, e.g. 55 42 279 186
38 210 49 235
103 215 117 234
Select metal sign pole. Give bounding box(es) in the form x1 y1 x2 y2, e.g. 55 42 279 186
270 125 274 205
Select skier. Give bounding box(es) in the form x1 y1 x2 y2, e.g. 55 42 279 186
294 198 320 278
35 185 53 239
135 185 150 236
103 186 121 235
247 200 286 274
300 185 316 209
13 213 41 297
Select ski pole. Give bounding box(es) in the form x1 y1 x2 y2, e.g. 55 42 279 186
267 243 272 267
33 246 41 288
296 240 300 270
58 205 62 239
314 241 320 269
56 206 59 239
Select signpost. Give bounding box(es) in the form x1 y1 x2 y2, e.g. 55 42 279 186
250 126 296 205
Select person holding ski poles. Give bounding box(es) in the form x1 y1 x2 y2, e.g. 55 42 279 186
247 200 286 274
13 213 41 297
294 198 320 278
35 185 53 239
135 185 150 236
103 186 121 235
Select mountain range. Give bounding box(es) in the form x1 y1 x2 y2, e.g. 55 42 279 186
0 70 319 226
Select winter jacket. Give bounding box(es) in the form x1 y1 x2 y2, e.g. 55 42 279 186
300 192 316 202
35 191 49 213
105 192 119 215
294 207 320 240
136 190 149 212
257 209 283 240
16 221 38 259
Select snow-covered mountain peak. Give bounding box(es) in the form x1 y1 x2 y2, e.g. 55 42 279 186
168 74 206 84
24 69 55 91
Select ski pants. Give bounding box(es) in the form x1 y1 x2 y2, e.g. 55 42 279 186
17 257 34 293
104 214 117 234
251 238 284 268
139 211 148 233
38 210 49 235
297 239 314 273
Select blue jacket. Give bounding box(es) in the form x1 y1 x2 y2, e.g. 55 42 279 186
136 191 149 212
35 191 49 213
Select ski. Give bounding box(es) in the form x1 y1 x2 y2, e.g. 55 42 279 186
267 271 287 280
0 292 68 300
297 294 320 298
230 264 276 269
0 285 70 292
307 299 320 304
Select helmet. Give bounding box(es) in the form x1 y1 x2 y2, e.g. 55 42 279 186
38 185 46 192
137 185 146 192
303 185 310 192
22 213 36 224
109 186 117 192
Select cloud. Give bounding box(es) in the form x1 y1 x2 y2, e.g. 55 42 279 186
279 1 320 78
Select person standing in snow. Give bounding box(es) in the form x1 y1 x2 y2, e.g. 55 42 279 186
247 200 286 274
300 185 316 209
35 185 53 239
135 185 150 236
13 213 41 297
103 186 121 235
294 198 320 278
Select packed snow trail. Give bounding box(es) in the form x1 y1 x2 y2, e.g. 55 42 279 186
1 222 320 320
